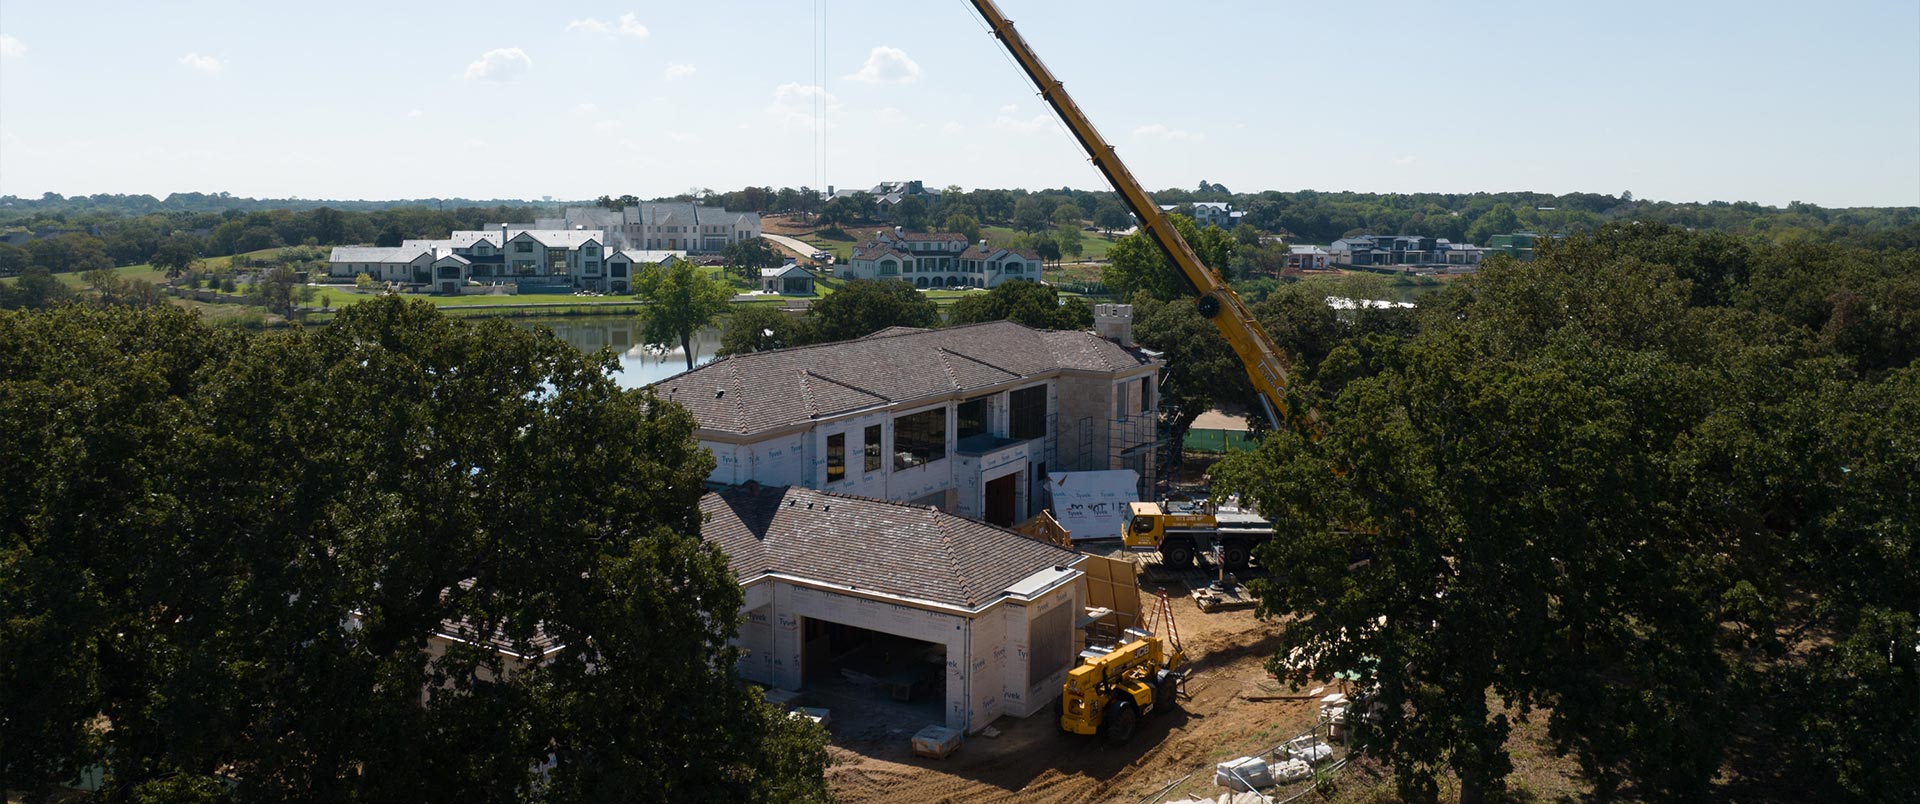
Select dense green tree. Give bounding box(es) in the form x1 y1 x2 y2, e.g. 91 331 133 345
802 278 938 342
1101 214 1235 300
150 233 201 278
1128 292 1258 442
0 243 27 275
721 237 785 283
1050 202 1081 229
943 212 982 243
0 266 76 309
894 196 930 231
1053 223 1083 260
947 279 1092 331
1012 195 1053 233
635 259 735 371
24 233 113 274
0 299 832 802
1094 201 1132 234
718 304 808 356
1465 202 1523 244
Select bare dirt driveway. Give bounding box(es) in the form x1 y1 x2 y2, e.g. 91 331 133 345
823 583 1325 804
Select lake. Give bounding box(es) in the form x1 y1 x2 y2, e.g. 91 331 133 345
521 317 722 389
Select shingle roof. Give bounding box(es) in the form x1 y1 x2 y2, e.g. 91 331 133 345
512 230 603 248
701 485 1078 609
329 246 429 263
899 232 968 242
652 321 1154 436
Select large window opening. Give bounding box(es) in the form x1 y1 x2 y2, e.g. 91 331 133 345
827 433 846 482
1009 385 1047 441
957 397 990 441
863 424 882 473
893 408 946 471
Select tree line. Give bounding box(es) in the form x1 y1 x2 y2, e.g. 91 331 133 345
1178 223 1915 803
0 298 832 802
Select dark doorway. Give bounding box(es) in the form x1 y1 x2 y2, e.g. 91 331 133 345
985 473 1018 526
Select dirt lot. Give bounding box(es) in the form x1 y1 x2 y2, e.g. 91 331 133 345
820 572 1334 804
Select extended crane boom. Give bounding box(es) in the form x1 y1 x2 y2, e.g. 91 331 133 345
967 0 1308 432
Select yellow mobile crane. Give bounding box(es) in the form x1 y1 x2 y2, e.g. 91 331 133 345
967 0 1311 570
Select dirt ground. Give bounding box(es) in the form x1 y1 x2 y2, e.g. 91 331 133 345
820 572 1334 804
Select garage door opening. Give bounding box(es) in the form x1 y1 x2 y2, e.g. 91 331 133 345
801 619 946 722
985 471 1020 527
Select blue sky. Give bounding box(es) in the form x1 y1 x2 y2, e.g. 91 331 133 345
1 0 1915 206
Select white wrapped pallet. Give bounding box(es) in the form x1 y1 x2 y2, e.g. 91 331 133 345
1213 756 1273 792
1272 757 1313 782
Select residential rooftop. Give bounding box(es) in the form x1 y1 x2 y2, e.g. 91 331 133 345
700 484 1077 610
651 320 1155 436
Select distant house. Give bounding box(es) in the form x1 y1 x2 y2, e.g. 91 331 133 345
760 263 817 295
842 227 1042 289
1485 232 1540 262
330 225 616 293
827 180 941 220
1287 245 1331 271
536 203 761 254
604 249 686 293
1327 235 1487 271
1188 202 1245 230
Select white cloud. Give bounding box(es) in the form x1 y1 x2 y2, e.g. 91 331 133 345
845 46 920 84
666 131 697 143
992 113 1055 135
768 82 839 129
405 108 424 118
1133 123 1202 142
663 62 696 80
464 48 531 82
998 103 1019 115
572 103 599 115
1392 155 1418 166
0 34 24 60
568 13 649 39
178 52 223 74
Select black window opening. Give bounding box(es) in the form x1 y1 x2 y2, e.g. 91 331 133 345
957 397 989 440
893 408 946 471
1140 377 1153 414
863 424 882 473
1009 385 1047 441
827 433 846 482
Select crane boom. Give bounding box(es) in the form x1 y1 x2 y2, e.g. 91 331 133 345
966 0 1307 432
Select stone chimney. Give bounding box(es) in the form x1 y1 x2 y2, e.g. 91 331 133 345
1093 303 1133 347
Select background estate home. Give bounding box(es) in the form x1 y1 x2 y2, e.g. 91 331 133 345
651 313 1163 524
840 227 1043 289
536 202 762 253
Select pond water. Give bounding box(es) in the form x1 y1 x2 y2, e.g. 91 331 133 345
520 317 722 389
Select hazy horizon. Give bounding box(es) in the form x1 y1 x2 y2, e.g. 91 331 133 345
3 0 1916 208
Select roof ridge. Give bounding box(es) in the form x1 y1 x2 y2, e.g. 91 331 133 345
935 350 961 390
726 359 752 433
936 346 1022 378
795 370 820 419
930 512 978 607
801 369 892 402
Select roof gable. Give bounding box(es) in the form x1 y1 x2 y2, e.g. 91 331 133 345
700 485 1077 609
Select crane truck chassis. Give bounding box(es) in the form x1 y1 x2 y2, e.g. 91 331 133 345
1123 499 1274 572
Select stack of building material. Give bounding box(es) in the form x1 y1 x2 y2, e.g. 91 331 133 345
1282 735 1334 765
1272 757 1313 782
911 724 963 759
1213 756 1274 792
1166 792 1274 804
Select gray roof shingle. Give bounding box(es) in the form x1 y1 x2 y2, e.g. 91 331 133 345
700 485 1077 609
653 321 1154 436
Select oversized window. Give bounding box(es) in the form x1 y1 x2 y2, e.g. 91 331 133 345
957 397 989 440
1028 602 1072 686
1140 376 1153 413
515 241 533 253
1009 385 1047 440
827 433 846 482
864 424 882 473
893 408 946 470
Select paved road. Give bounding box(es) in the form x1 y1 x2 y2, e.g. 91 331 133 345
763 233 827 262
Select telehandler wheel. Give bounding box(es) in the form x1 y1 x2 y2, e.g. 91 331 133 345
1155 675 1181 712
1103 700 1139 744
1160 542 1194 568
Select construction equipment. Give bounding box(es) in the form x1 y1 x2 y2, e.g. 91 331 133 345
1123 498 1273 571
1059 589 1186 743
966 0 1314 436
